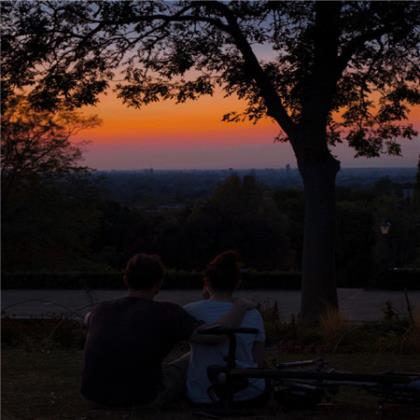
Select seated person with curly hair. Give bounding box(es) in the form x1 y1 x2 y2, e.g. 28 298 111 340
184 251 267 407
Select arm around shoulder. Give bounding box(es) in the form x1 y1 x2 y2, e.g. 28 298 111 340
188 299 257 345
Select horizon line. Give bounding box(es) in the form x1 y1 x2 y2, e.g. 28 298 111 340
92 166 417 172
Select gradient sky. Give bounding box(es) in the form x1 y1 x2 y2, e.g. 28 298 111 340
75 90 420 170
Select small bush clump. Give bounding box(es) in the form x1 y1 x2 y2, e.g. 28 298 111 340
1 316 86 350
259 301 420 354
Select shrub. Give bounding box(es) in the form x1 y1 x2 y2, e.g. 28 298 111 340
320 309 348 351
258 301 420 354
3 269 419 290
1 317 85 350
2 270 302 290
370 269 420 290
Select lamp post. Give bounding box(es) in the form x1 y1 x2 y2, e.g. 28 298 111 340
380 220 391 236
380 220 392 272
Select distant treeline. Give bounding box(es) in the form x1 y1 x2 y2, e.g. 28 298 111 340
3 169 420 288
97 167 416 208
2 269 419 290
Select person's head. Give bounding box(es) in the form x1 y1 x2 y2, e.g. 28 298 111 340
204 250 241 296
123 253 165 294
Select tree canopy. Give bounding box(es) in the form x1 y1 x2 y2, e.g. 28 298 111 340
1 95 100 198
2 1 418 159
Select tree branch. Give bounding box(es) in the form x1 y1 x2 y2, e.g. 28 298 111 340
337 27 388 76
205 1 297 140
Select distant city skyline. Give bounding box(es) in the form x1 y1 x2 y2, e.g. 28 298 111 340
76 91 419 170
83 141 419 170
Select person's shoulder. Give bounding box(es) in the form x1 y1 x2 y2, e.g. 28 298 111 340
245 308 264 322
156 300 187 315
183 300 208 311
86 299 120 322
249 308 262 316
183 300 212 317
156 300 180 309
92 298 119 311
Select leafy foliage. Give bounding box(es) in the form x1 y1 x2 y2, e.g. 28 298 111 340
2 1 418 158
177 174 290 269
1 174 103 271
1 94 102 271
1 95 100 199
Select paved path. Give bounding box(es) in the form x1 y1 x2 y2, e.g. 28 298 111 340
2 289 420 321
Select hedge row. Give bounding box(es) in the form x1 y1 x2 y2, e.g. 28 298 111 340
2 270 302 290
369 269 420 290
2 269 419 290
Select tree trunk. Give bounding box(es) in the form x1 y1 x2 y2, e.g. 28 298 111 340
298 155 340 322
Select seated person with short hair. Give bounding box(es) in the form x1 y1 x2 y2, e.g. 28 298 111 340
81 253 254 408
184 251 267 406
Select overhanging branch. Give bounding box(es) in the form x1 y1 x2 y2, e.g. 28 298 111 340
206 1 297 140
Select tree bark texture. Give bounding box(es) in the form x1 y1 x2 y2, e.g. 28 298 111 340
298 155 340 322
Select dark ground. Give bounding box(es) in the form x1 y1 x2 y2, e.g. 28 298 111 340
2 350 420 419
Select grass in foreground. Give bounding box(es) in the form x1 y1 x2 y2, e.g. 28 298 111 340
2 350 420 420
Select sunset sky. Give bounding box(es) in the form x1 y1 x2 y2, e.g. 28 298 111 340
76 90 420 170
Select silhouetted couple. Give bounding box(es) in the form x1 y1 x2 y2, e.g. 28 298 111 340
81 251 267 408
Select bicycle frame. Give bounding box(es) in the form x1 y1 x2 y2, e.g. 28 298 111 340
198 326 420 411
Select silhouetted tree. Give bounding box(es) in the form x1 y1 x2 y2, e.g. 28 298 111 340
179 174 289 270
273 188 305 270
1 94 102 270
2 170 103 271
1 95 100 202
336 202 375 285
3 1 418 320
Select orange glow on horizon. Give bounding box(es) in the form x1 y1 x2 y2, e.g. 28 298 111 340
74 89 419 171
77 90 420 147
75 91 279 146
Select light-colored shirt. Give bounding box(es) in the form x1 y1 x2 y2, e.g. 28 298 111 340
183 299 266 403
